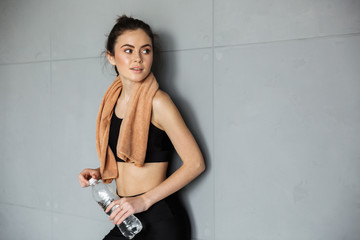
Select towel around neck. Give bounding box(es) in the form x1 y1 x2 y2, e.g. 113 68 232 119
96 73 159 183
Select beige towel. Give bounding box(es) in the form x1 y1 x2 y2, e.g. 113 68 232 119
96 73 159 183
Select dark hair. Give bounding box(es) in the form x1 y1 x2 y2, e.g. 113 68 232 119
106 15 156 75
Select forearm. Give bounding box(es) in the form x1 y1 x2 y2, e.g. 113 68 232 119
142 159 205 209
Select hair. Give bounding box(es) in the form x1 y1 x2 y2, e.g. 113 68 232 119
105 15 156 75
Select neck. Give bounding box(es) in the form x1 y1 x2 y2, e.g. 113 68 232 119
119 72 151 101
120 78 137 102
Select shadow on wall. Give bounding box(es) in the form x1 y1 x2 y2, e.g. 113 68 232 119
153 30 210 180
153 30 211 238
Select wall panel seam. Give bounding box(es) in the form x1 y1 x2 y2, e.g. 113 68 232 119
214 32 360 50
212 0 216 239
50 22 54 240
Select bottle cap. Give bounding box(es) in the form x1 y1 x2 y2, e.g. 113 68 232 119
89 178 97 186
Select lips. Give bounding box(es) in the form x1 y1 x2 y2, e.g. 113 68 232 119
130 67 143 72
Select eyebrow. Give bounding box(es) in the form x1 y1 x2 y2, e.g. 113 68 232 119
120 44 152 48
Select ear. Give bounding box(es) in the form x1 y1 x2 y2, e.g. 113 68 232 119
106 51 116 66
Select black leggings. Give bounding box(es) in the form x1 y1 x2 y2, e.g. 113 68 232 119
103 194 191 240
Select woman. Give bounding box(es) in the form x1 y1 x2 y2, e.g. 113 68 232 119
78 15 205 240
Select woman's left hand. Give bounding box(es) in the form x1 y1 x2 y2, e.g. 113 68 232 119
105 195 150 225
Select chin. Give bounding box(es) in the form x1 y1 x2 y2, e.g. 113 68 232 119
133 73 151 82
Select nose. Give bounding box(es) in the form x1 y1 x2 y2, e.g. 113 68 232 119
134 51 143 63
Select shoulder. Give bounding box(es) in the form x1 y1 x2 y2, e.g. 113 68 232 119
151 90 181 130
152 90 173 110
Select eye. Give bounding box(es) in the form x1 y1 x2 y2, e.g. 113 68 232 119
124 49 133 54
142 49 151 54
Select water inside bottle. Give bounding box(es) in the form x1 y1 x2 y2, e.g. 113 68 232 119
118 215 142 239
93 186 142 239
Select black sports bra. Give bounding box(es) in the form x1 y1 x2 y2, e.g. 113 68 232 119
108 112 173 163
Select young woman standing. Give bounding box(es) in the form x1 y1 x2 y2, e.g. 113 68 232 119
79 15 205 240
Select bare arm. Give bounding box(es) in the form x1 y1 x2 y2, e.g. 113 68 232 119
143 90 205 205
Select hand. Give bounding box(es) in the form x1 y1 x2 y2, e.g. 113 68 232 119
78 168 101 188
105 195 150 225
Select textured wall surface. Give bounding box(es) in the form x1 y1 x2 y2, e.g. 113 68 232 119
1 0 359 239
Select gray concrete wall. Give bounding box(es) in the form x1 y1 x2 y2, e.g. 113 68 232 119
1 0 359 239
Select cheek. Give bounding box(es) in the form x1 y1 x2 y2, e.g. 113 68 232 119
148 59 153 68
115 55 129 67
146 55 154 68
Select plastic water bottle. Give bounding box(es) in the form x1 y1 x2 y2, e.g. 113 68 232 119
89 178 143 239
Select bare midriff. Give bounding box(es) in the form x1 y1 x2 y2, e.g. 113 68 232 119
115 161 168 197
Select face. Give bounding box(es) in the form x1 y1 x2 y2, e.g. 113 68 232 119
107 29 153 82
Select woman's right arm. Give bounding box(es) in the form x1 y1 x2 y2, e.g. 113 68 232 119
78 168 101 187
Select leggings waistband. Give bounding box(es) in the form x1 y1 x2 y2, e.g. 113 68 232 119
118 192 145 198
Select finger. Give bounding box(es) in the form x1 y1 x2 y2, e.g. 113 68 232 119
114 208 129 225
78 174 89 187
78 172 86 181
116 210 134 225
109 205 121 220
115 202 135 225
106 199 122 213
106 201 116 213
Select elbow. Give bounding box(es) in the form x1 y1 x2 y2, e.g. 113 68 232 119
194 159 206 176
182 154 206 177
200 161 206 174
